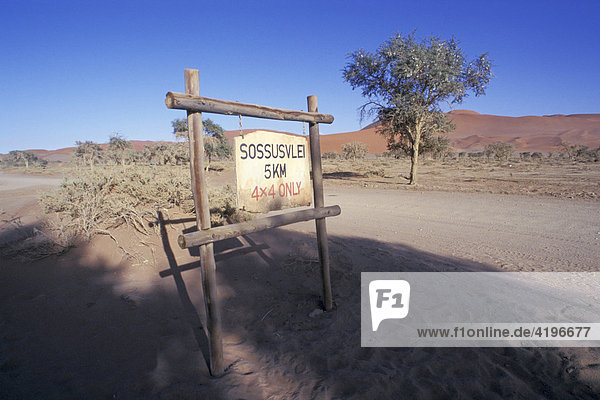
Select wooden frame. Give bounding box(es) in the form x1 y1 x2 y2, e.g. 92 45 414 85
165 69 339 376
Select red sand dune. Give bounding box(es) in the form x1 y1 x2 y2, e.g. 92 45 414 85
316 110 600 154
3 111 599 160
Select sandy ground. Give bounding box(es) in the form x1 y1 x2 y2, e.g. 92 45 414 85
0 172 63 247
1 172 600 399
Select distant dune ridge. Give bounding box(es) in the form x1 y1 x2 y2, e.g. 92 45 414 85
316 111 600 155
5 111 600 160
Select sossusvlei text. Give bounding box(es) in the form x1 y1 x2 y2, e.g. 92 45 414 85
238 143 306 160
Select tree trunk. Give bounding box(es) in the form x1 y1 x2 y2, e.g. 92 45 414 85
409 130 422 185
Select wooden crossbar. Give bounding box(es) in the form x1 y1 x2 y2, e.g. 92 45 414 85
165 92 335 124
178 205 341 249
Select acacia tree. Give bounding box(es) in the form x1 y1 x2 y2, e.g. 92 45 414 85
171 118 189 141
108 133 132 166
171 118 232 168
484 142 514 162
343 33 493 184
74 141 103 170
9 150 38 169
202 119 232 164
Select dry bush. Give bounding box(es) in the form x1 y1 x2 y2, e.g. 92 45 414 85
40 166 250 243
322 151 340 160
208 185 253 226
363 168 386 178
342 141 368 160
0 213 76 262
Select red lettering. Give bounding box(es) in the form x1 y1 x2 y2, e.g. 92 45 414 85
278 183 286 197
251 186 259 201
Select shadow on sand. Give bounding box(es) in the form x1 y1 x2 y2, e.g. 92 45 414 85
1 215 598 399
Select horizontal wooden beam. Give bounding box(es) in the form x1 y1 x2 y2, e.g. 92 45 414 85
165 92 334 124
178 205 341 249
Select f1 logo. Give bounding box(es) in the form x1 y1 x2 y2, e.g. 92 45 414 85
369 280 411 331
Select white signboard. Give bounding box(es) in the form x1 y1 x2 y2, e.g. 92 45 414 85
235 130 312 212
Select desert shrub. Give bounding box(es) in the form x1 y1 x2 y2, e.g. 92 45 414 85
143 142 189 166
40 166 249 241
322 151 340 160
560 142 593 161
342 141 368 160
444 151 457 160
531 152 543 160
484 142 514 161
520 152 531 160
383 149 406 159
363 168 385 178
208 185 253 226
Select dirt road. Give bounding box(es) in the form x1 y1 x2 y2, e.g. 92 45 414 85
316 186 600 272
0 171 61 217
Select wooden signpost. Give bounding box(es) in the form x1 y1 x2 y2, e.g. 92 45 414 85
165 69 340 376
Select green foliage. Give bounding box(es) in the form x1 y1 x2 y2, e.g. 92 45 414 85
170 118 232 164
203 119 232 162
342 141 369 160
343 32 492 184
389 131 452 160
171 118 189 141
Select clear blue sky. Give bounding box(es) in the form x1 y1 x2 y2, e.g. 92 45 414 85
1 0 599 153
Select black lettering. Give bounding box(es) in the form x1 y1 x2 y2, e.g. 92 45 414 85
248 144 256 159
264 143 272 159
280 163 287 177
257 143 264 159
297 144 305 158
240 143 248 159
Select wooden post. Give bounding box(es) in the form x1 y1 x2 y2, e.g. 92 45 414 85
307 95 333 311
185 69 225 376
